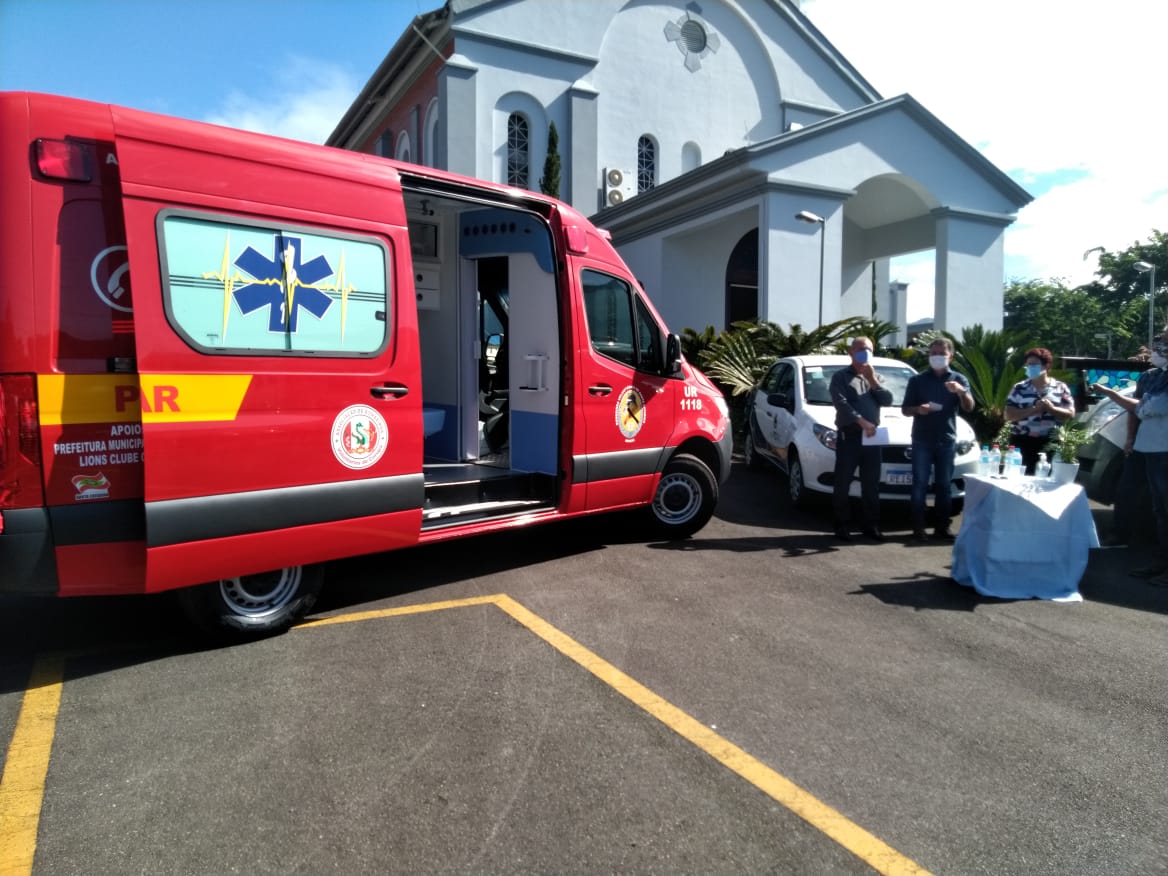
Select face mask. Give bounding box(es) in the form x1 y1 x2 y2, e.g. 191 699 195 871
928 355 948 371
853 350 870 365
1152 353 1168 369
1024 364 1044 379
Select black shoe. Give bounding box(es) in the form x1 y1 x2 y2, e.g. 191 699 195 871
833 524 852 541
912 529 930 543
933 526 955 541
862 528 884 542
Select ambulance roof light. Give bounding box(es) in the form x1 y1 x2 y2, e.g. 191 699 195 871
35 139 91 182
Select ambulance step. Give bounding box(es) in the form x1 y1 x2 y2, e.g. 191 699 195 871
421 497 547 525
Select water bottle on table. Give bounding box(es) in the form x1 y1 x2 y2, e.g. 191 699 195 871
1007 445 1023 479
979 445 991 476
989 443 1002 476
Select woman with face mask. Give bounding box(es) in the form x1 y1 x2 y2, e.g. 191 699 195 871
1091 332 1168 584
1004 347 1075 474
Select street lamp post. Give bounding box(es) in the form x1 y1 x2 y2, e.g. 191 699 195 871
1135 260 1157 348
795 210 826 326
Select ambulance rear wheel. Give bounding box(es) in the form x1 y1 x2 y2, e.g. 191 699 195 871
647 453 718 539
178 564 324 637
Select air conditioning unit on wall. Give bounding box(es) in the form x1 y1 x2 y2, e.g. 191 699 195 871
604 168 635 207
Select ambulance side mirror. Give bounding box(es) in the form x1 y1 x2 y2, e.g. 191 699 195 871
665 333 683 377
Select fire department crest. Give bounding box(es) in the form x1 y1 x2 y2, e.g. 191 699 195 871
331 405 388 469
615 387 646 440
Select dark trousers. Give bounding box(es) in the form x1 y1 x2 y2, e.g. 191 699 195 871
1012 434 1049 475
1113 450 1146 541
833 426 881 527
910 440 955 531
1144 451 1168 564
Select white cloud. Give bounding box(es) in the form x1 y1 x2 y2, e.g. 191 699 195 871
802 0 1168 314
202 57 361 145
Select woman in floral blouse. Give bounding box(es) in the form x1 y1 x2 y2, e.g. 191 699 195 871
1005 347 1075 474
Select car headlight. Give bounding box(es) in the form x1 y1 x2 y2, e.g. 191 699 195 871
812 423 837 451
956 440 975 456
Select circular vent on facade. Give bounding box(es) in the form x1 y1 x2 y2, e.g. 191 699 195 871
607 168 624 187
680 19 707 53
607 189 624 206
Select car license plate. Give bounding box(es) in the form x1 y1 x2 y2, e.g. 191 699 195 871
885 470 912 485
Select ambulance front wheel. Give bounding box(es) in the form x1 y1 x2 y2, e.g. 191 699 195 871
177 564 324 637
647 453 718 539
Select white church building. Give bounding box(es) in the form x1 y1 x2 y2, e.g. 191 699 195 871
327 0 1032 343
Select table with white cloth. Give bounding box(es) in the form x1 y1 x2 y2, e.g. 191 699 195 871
951 474 1100 600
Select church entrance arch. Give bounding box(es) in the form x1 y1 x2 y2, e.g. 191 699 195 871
725 228 758 328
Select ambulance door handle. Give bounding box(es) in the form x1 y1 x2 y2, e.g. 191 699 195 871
588 384 613 397
370 383 410 399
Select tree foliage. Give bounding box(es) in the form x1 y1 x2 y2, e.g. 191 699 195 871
1008 230 1167 359
691 316 890 399
538 122 561 199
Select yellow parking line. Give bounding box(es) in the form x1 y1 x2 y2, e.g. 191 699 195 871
3 595 931 876
492 595 932 876
294 594 499 629
0 655 65 876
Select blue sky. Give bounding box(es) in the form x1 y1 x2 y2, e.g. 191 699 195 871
2 0 1165 320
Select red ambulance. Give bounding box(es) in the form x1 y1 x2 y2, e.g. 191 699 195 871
0 92 732 636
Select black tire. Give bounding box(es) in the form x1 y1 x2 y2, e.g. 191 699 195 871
646 452 718 539
743 429 763 470
177 564 324 638
787 448 810 509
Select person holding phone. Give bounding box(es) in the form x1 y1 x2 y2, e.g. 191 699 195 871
830 336 893 540
902 337 975 542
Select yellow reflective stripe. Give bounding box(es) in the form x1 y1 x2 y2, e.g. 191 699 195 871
36 374 252 425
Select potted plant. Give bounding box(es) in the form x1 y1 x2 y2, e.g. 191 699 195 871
1044 420 1089 483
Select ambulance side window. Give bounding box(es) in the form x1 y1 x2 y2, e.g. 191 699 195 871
634 295 664 374
582 269 636 367
159 213 389 355
581 269 666 374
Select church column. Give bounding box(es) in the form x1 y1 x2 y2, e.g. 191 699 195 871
567 80 599 214
437 55 478 177
933 207 1011 333
759 185 847 328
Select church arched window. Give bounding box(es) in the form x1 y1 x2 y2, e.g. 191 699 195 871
637 135 656 192
507 113 530 188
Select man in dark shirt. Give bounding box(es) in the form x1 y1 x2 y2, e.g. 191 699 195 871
830 336 893 540
901 338 975 541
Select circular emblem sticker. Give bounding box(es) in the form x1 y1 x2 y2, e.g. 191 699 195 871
331 405 388 469
90 245 133 313
615 387 646 440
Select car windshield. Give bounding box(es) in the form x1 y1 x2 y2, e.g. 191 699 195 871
802 363 918 406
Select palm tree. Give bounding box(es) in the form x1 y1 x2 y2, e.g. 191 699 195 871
698 317 861 396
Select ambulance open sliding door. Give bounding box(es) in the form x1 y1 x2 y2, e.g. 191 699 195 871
459 209 560 474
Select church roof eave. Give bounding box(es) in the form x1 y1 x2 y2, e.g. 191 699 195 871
767 0 882 104
745 93 1034 208
326 5 450 148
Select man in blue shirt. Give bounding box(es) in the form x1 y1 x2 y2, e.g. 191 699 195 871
901 338 975 542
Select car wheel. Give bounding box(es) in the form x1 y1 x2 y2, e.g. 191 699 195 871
177 564 324 638
743 429 763 470
647 452 719 539
787 448 809 508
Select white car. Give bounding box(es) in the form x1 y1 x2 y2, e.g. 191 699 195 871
742 354 980 506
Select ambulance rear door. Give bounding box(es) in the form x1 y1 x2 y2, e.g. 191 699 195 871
112 110 424 591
